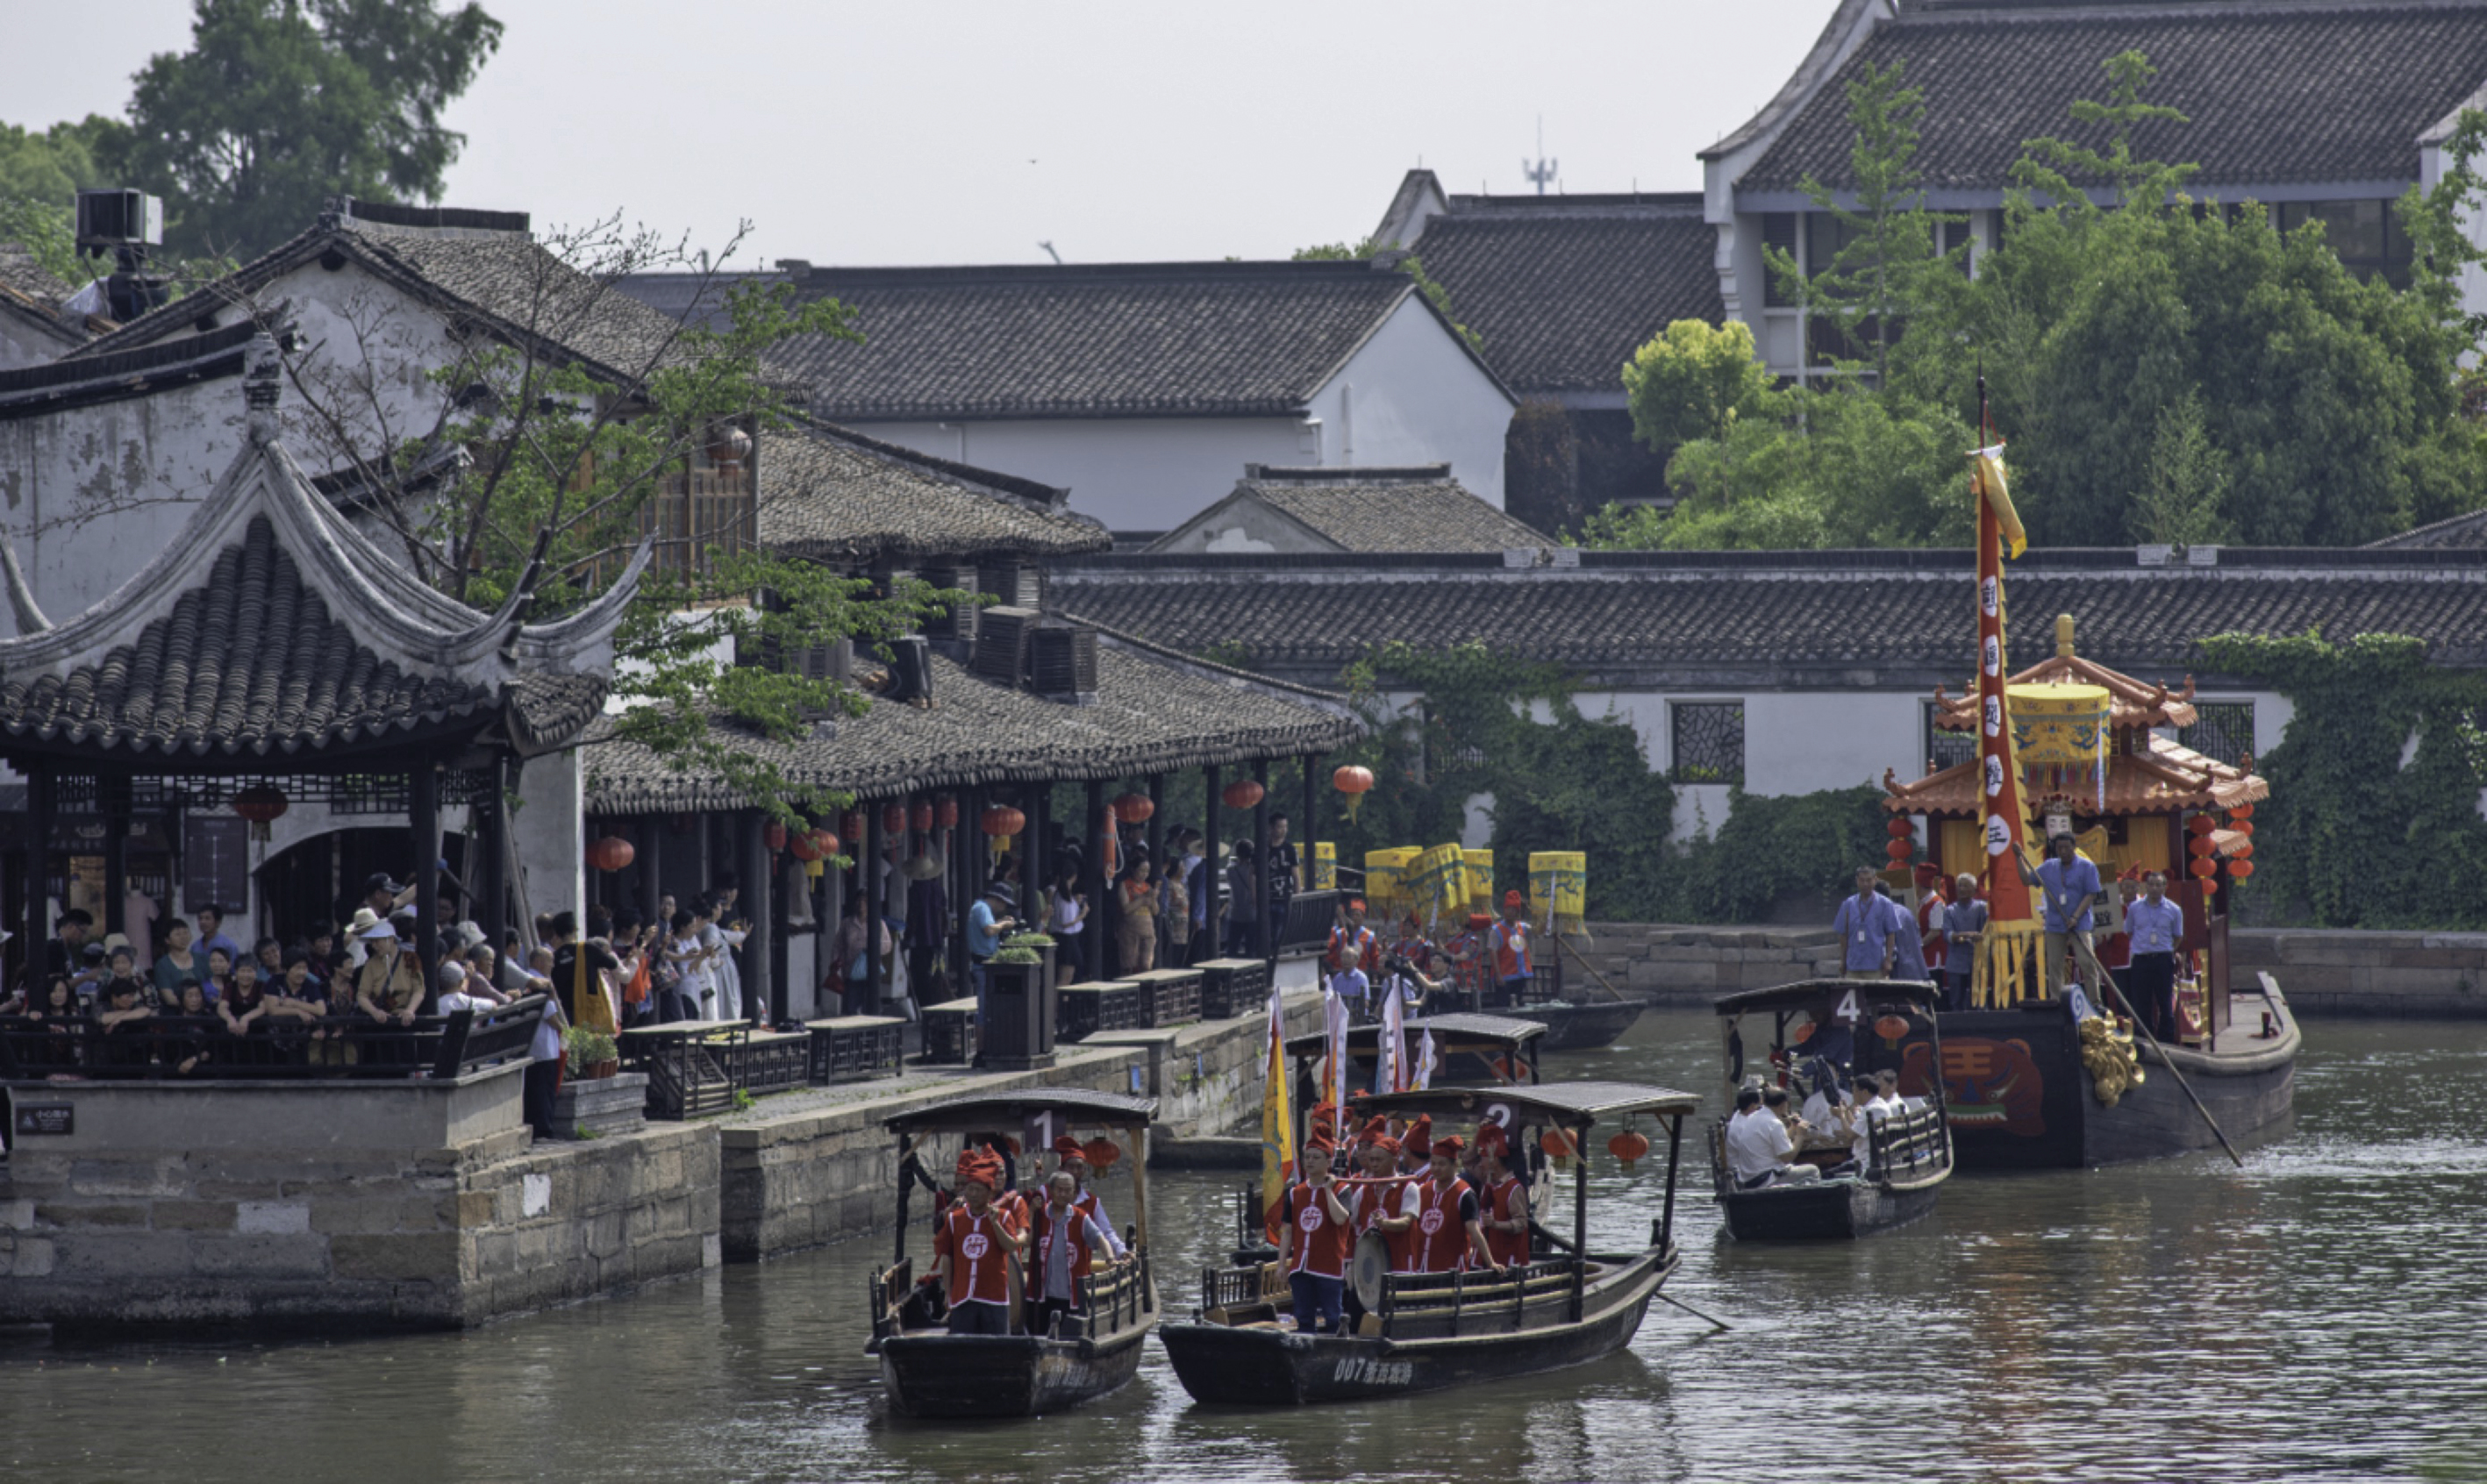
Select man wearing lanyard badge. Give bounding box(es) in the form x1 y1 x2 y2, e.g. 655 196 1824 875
2019 831 2105 998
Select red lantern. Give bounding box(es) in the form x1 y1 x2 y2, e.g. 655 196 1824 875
586 836 636 874
2190 858 2218 878
1874 1014 1912 1046
882 802 908 835
2228 860 2255 880
2232 820 2254 838
1885 817 1912 839
2229 803 2255 821
1539 1128 1574 1169
1110 791 1154 825
935 796 961 829
911 801 934 832
762 820 788 854
981 806 1026 838
232 783 289 844
1605 1129 1650 1169
1082 1138 1121 1169
2188 814 2218 836
1221 779 1266 810
790 828 840 863
2232 841 2254 861
2188 834 2217 858
1333 764 1375 796
1885 838 1913 862
840 810 864 845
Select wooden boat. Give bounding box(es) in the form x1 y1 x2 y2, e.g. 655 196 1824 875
1937 973 2299 1169
1526 999 1647 1052
1284 1010 1547 1095
867 1089 1159 1418
1160 1080 1700 1406
1709 979 1953 1241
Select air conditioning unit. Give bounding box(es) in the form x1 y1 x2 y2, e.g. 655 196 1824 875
979 560 1043 610
884 635 933 703
1029 626 1097 704
972 606 1040 687
75 189 163 252
920 566 979 645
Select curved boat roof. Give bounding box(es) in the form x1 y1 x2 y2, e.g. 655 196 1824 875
1714 979 1941 1016
1352 1081 1699 1126
1285 1012 1543 1059
885 1089 1156 1133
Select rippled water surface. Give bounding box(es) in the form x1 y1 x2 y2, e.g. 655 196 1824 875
5 1011 2483 1483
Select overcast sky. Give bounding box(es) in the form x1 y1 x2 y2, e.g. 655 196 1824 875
14 1 1840 268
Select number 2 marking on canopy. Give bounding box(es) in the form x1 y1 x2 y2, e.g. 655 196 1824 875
1835 989 1861 1024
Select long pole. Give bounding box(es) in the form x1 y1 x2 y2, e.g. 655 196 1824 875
2076 936 2243 1167
1554 931 1628 1002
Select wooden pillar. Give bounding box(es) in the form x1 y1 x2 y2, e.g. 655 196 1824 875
637 815 661 923
411 762 440 1014
1252 757 1273 960
1202 765 1222 960
1301 753 1320 892
956 786 980 995
1083 779 1108 981
102 776 128 939
482 756 511 975
24 761 49 988
742 809 772 1025
1144 774 1165 886
863 801 884 1016
1032 781 1054 974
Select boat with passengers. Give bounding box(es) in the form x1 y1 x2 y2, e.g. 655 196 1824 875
866 1089 1158 1418
1710 978 1953 1240
1160 1080 1699 1406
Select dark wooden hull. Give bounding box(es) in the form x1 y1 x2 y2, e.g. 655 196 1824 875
1524 1001 1647 1053
879 1317 1152 1418
1716 1172 1941 1241
1157 1249 1669 1406
1939 982 2299 1171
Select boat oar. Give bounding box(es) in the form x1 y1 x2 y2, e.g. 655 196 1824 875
1554 931 1630 1004
2076 937 2243 1169
1654 1291 1733 1331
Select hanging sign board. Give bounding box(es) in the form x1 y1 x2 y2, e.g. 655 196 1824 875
184 816 250 913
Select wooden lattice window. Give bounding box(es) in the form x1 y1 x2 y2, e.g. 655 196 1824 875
2179 702 2256 767
1926 701 1977 773
1670 702 1745 786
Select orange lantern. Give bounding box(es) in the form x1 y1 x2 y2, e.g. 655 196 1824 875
1110 791 1154 825
1874 1014 1911 1047
911 801 934 832
981 805 1026 839
2188 834 2218 858
2228 860 2255 880
586 836 636 874
232 783 289 844
935 796 960 829
1082 1137 1121 1169
2229 803 2254 821
2232 820 2254 838
2190 857 2218 878
1333 764 1375 819
1221 779 1266 811
2232 840 2254 861
1539 1128 1574 1169
1605 1129 1650 1170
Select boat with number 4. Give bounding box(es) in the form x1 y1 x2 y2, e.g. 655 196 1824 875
867 1090 1159 1418
1710 979 1953 1240
1158 1081 1699 1406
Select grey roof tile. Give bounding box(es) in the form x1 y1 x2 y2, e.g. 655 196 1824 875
1740 2 2487 193
1161 467 1547 553
2367 505 2487 549
761 416 1111 561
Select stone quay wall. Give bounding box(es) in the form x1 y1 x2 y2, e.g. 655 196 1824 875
1569 923 2487 1017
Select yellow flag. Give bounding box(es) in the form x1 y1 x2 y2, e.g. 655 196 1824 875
1260 984 1293 1243
1971 442 2025 558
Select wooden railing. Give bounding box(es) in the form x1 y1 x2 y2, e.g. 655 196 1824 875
0 995 548 1081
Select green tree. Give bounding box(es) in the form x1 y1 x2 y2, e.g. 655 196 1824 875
0 117 125 288
2126 389 2232 548
1763 60 1966 385
1622 317 1777 457
111 0 503 260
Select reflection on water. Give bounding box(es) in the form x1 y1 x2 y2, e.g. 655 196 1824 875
6 1012 2487 1483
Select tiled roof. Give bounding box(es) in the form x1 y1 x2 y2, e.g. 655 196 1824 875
2367 505 2487 549
1411 196 1724 394
0 513 502 757
1154 466 1547 554
1050 551 2487 679
1886 732 2266 817
1930 649 2200 731
621 260 1441 419
1738 2 2487 193
73 203 685 384
0 244 73 306
582 627 1363 813
761 416 1111 562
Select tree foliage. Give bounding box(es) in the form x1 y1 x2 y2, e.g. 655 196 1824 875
110 0 503 260
0 118 123 287
1292 235 1481 351
1622 317 1776 456
2196 631 2487 930
1503 398 1582 538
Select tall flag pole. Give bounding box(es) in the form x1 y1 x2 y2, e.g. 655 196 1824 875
1412 1028 1437 1090
1259 981 1294 1243
1970 370 2040 1005
1376 972 1406 1095
1325 986 1350 1124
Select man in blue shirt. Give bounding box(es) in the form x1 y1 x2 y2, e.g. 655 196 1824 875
966 881 1017 1021
1940 871 1990 1013
2019 833 2105 998
1832 867 1920 980
2121 869 2187 1041
192 904 244 973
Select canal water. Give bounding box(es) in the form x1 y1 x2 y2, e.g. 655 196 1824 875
5 1010 2483 1483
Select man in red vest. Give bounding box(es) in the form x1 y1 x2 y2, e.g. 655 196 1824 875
1026 1168 1116 1338
1326 901 1379 981
1472 1124 1532 1270
1276 1131 1353 1333
933 1147 1023 1334
1489 891 1533 1008
1050 1136 1129 1259
1409 1134 1501 1275
1397 1115 1433 1177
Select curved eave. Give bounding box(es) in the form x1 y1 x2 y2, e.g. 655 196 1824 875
0 699 501 768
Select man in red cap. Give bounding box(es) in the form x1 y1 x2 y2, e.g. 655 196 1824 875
1445 912 1490 1010
1326 902 1378 982
1275 1131 1353 1334
1026 1168 1117 1338
1489 890 1533 1009
1397 1115 1433 1177
1472 1124 1532 1270
1410 1134 1500 1275
1052 1136 1128 1259
933 1146 1024 1334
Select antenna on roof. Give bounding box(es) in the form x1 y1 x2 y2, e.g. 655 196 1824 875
1038 240 1062 265
1521 115 1558 196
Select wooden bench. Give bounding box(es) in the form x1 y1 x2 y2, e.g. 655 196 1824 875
734 1028 812 1096
1126 968 1203 1028
619 1019 749 1120
1059 981 1141 1043
920 997 980 1065
1196 958 1270 1019
806 1015 904 1083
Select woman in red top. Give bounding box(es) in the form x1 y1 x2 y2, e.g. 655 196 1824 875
933 1147 1023 1334
1276 1134 1353 1333
1471 1124 1532 1269
1410 1135 1501 1275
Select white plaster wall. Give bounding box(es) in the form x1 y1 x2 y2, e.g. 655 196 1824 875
0 317 72 372
1153 496 1329 555
840 415 1313 535
1300 298 1514 507
515 750 586 931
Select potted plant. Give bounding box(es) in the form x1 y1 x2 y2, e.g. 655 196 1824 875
982 935 1058 1071
565 1024 620 1081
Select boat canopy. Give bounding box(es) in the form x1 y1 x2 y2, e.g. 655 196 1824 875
1350 1080 1700 1128
884 1089 1157 1135
1713 978 1941 1017
1284 1012 1545 1059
